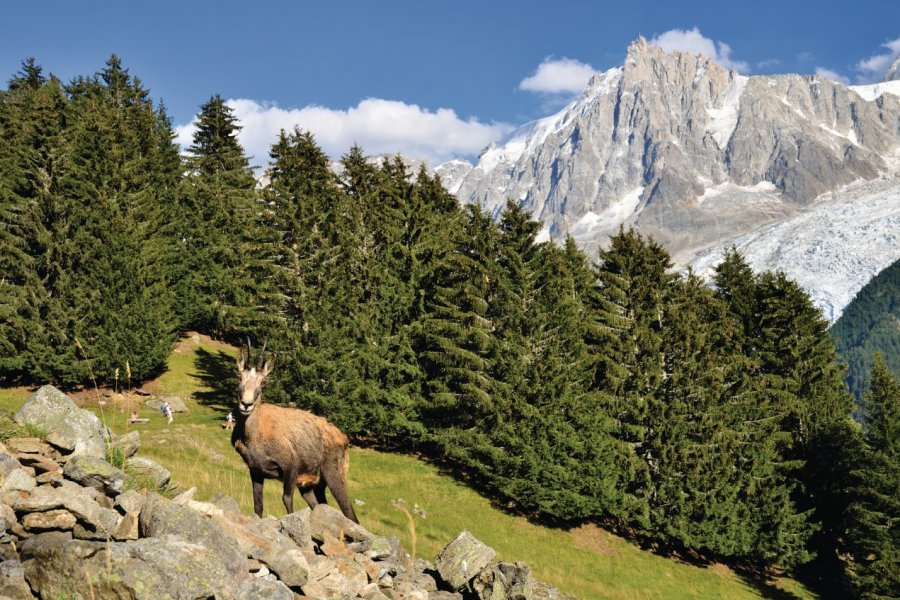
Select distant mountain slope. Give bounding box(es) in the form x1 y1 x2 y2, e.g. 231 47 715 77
829 256 900 400
436 38 900 321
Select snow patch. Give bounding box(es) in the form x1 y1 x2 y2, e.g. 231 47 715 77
698 181 777 204
569 187 644 236
705 75 748 148
849 80 900 101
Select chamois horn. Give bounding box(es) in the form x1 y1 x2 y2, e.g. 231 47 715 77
257 340 267 370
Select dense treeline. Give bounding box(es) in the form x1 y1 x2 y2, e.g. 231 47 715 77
1 59 897 596
830 256 900 401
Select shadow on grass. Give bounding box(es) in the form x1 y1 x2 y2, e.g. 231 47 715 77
192 347 237 414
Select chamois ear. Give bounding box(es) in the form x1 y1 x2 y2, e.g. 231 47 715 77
261 353 276 378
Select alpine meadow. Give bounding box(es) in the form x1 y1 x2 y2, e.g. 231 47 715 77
1 55 898 599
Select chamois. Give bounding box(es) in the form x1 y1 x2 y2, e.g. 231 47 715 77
231 340 359 522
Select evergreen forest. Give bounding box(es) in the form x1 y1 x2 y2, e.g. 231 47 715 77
830 256 900 402
0 58 897 598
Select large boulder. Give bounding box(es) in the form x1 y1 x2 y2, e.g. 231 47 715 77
24 536 240 599
309 504 374 544
144 395 187 413
213 514 309 588
126 456 171 489
139 493 247 592
14 386 106 457
234 577 294 600
63 455 126 496
435 531 496 591
108 430 140 458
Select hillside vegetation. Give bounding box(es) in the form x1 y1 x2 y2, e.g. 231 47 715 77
0 337 816 599
830 256 900 400
2 57 898 597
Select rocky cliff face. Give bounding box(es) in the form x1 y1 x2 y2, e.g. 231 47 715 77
436 38 900 319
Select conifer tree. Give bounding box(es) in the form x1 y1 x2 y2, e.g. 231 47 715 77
592 227 671 526
175 94 258 336
845 356 900 598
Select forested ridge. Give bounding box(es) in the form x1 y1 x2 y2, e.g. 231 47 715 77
830 257 900 401
0 58 897 597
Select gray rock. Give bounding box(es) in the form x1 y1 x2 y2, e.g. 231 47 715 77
108 430 140 458
0 559 33 599
309 503 374 543
21 509 76 532
280 507 312 547
24 535 246 599
145 395 187 413
5 438 42 454
474 562 534 600
435 531 496 591
126 456 171 489
17 531 72 560
0 469 35 494
429 592 465 600
209 491 242 514
14 385 106 457
113 512 139 540
139 493 246 591
0 503 17 534
234 576 294 600
114 489 148 515
63 455 126 495
14 453 60 475
0 453 22 479
532 580 579 600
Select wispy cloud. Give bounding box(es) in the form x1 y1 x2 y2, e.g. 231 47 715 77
815 67 850 84
855 37 900 82
649 27 749 73
175 98 514 168
756 58 781 69
518 57 598 95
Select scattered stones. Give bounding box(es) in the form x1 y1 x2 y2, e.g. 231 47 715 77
0 395 555 600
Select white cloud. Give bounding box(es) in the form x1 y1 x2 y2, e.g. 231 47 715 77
518 57 598 95
855 38 900 82
815 67 850 84
175 98 514 168
648 27 749 73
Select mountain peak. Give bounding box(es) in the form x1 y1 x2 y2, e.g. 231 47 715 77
884 53 900 82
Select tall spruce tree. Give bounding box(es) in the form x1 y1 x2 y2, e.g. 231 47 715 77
845 356 900 598
592 227 671 527
175 94 258 336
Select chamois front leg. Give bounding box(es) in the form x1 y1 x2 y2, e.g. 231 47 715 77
251 470 265 518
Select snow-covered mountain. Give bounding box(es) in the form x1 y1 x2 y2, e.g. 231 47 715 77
436 38 900 321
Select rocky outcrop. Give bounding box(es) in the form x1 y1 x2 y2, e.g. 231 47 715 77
0 388 571 599
14 386 106 457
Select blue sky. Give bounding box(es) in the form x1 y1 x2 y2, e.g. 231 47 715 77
2 1 899 166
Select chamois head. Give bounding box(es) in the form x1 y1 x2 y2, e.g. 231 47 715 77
236 339 275 416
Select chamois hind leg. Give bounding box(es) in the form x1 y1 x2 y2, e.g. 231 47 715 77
314 479 328 505
299 484 319 509
322 451 358 523
282 467 298 514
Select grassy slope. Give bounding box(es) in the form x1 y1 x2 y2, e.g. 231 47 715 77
0 337 816 600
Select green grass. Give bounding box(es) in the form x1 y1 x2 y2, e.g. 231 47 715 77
0 336 818 600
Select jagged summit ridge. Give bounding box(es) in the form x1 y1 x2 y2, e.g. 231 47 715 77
884 53 900 81
435 38 900 320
